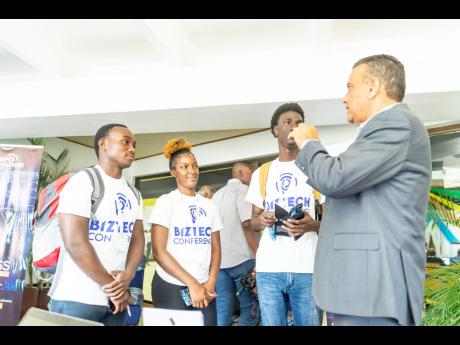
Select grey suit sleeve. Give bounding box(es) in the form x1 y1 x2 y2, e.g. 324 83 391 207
295 116 411 198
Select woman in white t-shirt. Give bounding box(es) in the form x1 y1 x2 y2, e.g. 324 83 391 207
149 138 222 326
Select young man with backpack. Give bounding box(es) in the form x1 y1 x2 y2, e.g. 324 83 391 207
246 103 324 326
47 123 145 326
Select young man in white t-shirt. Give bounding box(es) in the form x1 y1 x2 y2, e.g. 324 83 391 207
246 103 324 326
48 124 145 326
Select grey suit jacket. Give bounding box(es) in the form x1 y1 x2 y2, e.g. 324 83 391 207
295 104 431 325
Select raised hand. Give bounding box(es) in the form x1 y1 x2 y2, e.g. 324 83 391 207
289 124 320 148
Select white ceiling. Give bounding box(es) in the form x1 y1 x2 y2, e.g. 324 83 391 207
0 19 459 144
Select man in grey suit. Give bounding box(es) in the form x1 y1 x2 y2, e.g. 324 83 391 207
289 54 431 326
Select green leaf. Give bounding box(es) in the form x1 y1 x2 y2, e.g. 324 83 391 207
424 263 460 325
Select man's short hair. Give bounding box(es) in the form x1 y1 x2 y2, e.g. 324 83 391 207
94 123 128 158
198 185 216 199
232 161 254 176
270 102 305 137
353 54 406 102
232 161 253 170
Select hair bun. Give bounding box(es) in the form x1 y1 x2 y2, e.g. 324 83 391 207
164 137 192 159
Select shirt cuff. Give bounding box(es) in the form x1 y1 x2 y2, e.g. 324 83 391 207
300 139 319 150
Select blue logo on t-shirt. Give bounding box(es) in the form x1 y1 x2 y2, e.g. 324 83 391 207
170 205 211 246
189 205 207 224
88 219 134 242
115 192 132 215
87 192 134 243
265 196 311 212
276 173 298 194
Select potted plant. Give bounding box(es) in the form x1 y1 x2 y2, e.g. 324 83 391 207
21 138 69 317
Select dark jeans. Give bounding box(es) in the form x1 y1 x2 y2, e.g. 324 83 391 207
216 259 259 326
151 272 217 326
48 299 126 326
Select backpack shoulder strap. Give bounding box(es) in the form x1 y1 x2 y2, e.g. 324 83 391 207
259 161 273 202
313 188 320 202
127 180 141 206
312 188 322 221
82 166 104 217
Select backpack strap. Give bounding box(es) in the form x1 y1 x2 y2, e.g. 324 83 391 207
259 161 273 207
312 188 322 221
313 188 320 202
127 181 141 206
83 167 140 215
83 167 104 218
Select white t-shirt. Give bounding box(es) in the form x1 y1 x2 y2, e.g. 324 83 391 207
212 179 254 269
50 165 143 306
148 189 223 286
246 158 325 273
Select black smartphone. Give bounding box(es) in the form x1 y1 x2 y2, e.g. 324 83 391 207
290 203 305 241
288 203 304 220
108 299 115 313
180 288 192 306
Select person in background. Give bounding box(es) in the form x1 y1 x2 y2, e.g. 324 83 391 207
212 161 260 326
49 123 145 326
289 54 431 326
198 185 216 199
149 137 222 326
246 103 324 326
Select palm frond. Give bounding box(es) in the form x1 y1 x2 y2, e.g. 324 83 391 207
56 148 69 162
423 263 460 325
427 189 460 227
29 142 70 192
27 137 46 146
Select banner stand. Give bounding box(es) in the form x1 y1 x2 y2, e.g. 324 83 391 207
0 144 43 326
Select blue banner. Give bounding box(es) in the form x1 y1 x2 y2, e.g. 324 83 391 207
0 144 43 326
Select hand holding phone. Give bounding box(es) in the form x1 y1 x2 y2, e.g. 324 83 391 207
288 203 305 221
108 298 116 313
